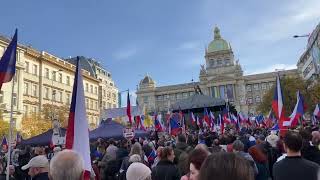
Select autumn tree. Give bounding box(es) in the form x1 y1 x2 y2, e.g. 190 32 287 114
257 76 320 117
0 119 17 136
21 112 52 138
41 103 69 127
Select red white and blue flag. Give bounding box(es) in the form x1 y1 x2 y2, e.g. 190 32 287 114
0 29 18 91
196 116 203 128
154 113 163 132
283 91 305 127
272 75 286 131
190 112 196 125
126 91 132 125
169 114 181 136
209 111 215 131
313 104 320 118
222 108 232 124
1 136 8 150
66 57 92 180
203 108 211 128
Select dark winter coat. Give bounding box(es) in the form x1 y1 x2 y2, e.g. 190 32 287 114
152 160 180 180
301 142 320 165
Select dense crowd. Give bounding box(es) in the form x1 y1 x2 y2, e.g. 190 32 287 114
1 125 320 180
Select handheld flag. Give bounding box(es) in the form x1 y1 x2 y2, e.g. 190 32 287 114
126 91 132 125
66 57 92 179
1 136 8 150
0 29 18 90
283 91 304 127
154 113 163 132
222 108 231 124
272 75 286 129
313 104 320 117
169 114 181 136
190 112 196 125
203 108 211 128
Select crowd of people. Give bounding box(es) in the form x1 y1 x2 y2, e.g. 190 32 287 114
1 125 320 180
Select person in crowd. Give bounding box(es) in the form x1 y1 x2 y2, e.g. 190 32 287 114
152 146 163 168
232 140 258 175
116 139 129 160
312 131 320 149
99 139 118 179
174 134 193 176
194 144 210 155
126 162 151 180
181 149 210 180
199 152 254 180
273 131 320 180
248 146 270 180
152 146 180 180
49 149 84 180
299 129 320 165
21 155 49 180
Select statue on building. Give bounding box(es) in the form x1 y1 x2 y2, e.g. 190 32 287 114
200 64 206 75
194 85 203 95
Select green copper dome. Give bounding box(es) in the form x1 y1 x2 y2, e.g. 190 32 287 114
207 27 230 53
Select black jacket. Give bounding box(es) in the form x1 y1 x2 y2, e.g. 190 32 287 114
301 142 320 165
33 172 49 180
273 156 319 180
152 160 180 180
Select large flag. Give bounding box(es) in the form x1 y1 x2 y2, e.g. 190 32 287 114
196 116 203 129
0 29 18 91
283 91 304 127
126 91 132 125
272 75 286 128
222 108 232 124
209 111 215 131
65 57 92 179
219 114 224 134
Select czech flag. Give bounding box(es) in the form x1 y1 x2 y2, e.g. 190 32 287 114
65 57 92 180
0 29 18 91
126 91 132 125
196 116 203 129
272 75 286 130
219 114 224 134
209 111 215 131
203 108 211 128
222 108 232 124
190 112 196 125
313 104 320 118
283 91 304 127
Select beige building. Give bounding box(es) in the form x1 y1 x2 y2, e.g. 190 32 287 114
0 35 118 130
136 27 298 115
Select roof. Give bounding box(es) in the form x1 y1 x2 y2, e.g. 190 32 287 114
155 82 199 92
65 56 97 78
207 27 231 53
141 75 155 84
171 93 225 110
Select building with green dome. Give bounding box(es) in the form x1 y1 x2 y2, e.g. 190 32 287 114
136 27 298 114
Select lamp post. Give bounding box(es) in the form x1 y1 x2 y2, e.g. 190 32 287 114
51 69 62 121
293 34 309 38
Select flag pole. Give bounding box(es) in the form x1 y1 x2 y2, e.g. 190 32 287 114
6 80 15 180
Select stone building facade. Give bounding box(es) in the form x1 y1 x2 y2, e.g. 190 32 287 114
136 27 298 114
297 22 320 81
0 35 118 129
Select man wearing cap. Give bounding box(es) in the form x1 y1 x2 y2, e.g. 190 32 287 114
21 155 49 180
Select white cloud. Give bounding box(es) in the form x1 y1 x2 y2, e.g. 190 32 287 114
245 63 297 75
112 48 138 60
247 0 320 43
178 41 200 50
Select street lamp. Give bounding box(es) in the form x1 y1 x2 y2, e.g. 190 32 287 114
293 34 309 38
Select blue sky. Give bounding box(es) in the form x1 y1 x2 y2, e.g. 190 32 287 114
1 0 319 106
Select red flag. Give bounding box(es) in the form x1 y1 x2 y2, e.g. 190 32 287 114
126 91 132 125
66 57 92 179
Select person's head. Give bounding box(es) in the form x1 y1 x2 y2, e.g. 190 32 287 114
121 139 129 149
129 154 142 163
49 150 84 180
256 135 265 144
129 142 143 157
248 146 267 163
232 140 244 152
160 146 175 162
156 146 163 158
199 152 254 180
189 149 210 180
9 165 15 175
283 131 303 154
108 138 115 146
126 162 151 180
312 131 320 146
195 144 210 155
21 155 49 177
177 134 187 143
53 146 61 155
97 145 105 154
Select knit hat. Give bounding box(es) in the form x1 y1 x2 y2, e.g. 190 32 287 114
267 134 279 148
126 162 151 180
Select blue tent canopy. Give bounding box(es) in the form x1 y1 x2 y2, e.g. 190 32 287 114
21 128 67 146
89 119 149 140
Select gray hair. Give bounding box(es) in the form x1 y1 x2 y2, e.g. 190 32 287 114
49 149 84 180
129 154 142 163
233 140 244 151
129 142 143 157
